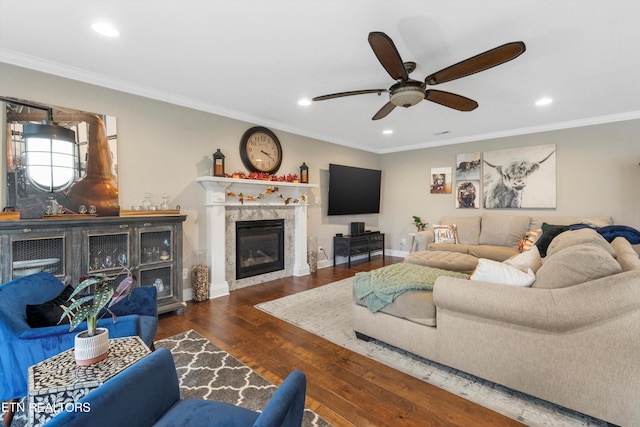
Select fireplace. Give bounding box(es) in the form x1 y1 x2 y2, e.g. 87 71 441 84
236 219 285 279
197 176 317 296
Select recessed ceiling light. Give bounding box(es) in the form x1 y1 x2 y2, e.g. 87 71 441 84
535 97 553 106
92 22 120 38
382 129 393 135
297 98 311 106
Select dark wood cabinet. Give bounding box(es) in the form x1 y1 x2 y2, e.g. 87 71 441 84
0 215 187 314
333 233 385 267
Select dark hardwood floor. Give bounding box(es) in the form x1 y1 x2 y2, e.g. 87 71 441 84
156 256 524 427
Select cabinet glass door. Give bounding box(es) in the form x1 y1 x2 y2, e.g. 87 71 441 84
11 236 65 279
138 227 175 302
139 230 172 265
139 266 173 299
87 232 130 273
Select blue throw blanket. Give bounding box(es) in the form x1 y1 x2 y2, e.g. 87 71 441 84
353 263 469 312
593 225 640 244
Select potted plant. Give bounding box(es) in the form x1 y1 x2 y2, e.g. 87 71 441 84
58 266 135 365
412 216 428 232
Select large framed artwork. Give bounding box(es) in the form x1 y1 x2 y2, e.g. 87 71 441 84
3 97 119 218
482 144 556 209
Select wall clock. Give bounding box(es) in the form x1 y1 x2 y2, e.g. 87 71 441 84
239 126 283 174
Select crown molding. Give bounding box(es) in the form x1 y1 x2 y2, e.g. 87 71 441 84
3 49 639 156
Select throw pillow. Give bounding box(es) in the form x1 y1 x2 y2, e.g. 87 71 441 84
535 223 570 257
433 224 458 244
546 228 614 258
505 245 543 273
518 228 541 252
532 244 622 289
26 285 77 328
470 258 536 287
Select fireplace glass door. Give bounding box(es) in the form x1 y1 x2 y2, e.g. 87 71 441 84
236 219 285 279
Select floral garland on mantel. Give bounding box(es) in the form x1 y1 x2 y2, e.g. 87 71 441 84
226 171 300 182
225 171 306 205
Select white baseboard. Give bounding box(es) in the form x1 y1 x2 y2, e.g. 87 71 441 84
181 251 408 300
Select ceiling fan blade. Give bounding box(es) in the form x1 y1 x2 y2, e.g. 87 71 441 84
372 102 396 120
425 90 478 111
368 32 409 81
313 89 387 101
425 41 526 85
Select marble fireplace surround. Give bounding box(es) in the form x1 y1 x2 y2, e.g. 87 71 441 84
197 176 318 297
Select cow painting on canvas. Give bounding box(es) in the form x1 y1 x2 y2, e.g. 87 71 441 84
482 144 557 209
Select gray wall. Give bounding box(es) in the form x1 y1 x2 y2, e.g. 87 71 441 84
379 120 640 252
2 62 639 283
0 63 379 273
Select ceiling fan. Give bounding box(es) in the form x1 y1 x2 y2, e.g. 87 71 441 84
313 32 526 120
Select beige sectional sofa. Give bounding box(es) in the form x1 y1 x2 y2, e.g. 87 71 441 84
353 215 640 426
409 212 614 262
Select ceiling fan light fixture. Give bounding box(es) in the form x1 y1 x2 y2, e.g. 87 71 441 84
389 85 424 108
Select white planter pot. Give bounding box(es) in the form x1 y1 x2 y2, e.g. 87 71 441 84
74 328 109 366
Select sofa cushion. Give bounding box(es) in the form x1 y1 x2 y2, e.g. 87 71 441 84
433 224 458 244
546 228 615 258
530 216 613 229
611 237 640 271
532 244 622 289
427 243 470 254
505 245 543 273
442 216 480 245
479 213 530 248
354 290 436 326
468 245 519 262
470 258 536 287
405 250 478 274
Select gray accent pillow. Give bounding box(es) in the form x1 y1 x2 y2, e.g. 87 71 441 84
479 213 531 248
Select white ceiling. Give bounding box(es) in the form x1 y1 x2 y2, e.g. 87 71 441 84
1 0 639 154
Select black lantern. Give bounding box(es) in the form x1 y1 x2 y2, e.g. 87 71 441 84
213 149 225 177
299 162 309 183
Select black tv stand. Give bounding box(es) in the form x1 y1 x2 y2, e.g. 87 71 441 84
333 233 385 268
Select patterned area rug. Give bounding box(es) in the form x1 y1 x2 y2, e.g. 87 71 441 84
155 330 332 427
3 330 331 427
256 278 615 427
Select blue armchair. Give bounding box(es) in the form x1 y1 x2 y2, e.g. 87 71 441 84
45 347 307 427
0 272 158 405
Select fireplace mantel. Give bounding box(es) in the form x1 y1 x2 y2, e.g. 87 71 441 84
197 176 318 298
196 176 317 206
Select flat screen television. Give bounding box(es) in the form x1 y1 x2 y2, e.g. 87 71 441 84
328 164 382 216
